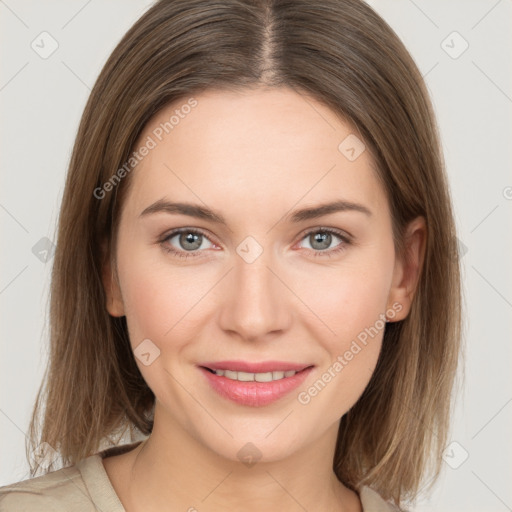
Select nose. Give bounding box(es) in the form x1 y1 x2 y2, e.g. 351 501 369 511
217 249 291 342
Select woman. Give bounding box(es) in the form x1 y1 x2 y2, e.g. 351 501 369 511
0 0 461 510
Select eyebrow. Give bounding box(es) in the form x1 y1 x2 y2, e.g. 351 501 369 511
139 198 372 224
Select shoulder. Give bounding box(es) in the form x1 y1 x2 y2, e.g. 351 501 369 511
0 463 91 512
0 442 140 511
359 485 403 512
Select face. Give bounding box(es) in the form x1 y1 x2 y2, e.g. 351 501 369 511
104 87 419 463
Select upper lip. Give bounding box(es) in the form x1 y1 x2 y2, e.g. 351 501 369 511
200 360 313 373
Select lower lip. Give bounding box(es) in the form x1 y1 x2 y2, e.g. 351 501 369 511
199 366 314 407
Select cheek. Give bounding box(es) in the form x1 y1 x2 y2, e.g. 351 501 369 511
291 252 393 413
295 276 387 420
292 253 393 346
116 241 200 349
116 253 205 401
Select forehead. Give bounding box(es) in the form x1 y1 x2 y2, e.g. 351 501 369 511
122 87 386 220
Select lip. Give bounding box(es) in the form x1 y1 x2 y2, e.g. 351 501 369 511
200 360 311 373
198 362 314 407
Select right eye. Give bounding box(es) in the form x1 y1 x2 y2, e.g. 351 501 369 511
160 228 216 259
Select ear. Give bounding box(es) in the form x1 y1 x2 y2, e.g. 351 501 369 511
101 240 125 317
386 216 426 322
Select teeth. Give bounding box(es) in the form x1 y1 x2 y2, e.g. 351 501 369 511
212 369 299 381
237 371 254 382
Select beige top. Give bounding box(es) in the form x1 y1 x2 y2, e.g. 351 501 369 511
0 441 399 511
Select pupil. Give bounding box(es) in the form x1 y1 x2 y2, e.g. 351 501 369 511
181 232 201 250
312 232 331 250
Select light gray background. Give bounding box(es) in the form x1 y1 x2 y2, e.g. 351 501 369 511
1 1 511 511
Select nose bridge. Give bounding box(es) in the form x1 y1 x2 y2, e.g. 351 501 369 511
218 240 289 340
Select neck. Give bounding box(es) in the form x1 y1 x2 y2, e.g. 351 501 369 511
109 403 361 512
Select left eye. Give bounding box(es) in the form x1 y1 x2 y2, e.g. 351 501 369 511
160 227 350 259
298 228 347 253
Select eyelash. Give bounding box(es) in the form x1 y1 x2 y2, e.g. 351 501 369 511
159 227 352 260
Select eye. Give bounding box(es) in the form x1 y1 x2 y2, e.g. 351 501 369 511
297 227 351 257
159 226 352 260
160 228 216 259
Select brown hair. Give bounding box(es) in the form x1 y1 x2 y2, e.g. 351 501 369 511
27 0 462 507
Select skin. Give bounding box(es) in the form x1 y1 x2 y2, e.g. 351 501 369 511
102 87 425 512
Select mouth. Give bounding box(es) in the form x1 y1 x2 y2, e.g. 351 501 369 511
198 361 315 407
200 366 311 382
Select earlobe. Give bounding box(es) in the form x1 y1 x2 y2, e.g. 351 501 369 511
101 241 125 317
387 217 426 322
